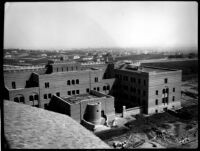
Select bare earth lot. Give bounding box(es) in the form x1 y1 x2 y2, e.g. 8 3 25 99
103 77 198 149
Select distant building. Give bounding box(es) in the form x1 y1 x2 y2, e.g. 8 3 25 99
41 54 47 57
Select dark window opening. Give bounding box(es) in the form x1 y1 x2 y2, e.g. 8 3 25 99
44 94 47 99
93 87 96 90
34 95 38 100
86 88 90 93
56 92 60 97
103 86 106 91
68 91 71 95
72 80 75 85
172 96 175 101
57 68 59 72
72 90 75 95
76 90 79 94
62 68 63 72
155 99 158 105
12 82 16 89
173 88 175 92
29 95 34 101
45 82 49 88
95 77 98 82
48 93 51 98
164 78 168 83
14 97 19 102
67 80 71 85
76 79 79 84
97 87 100 91
156 90 158 95
107 85 110 90
20 96 24 102
155 109 158 113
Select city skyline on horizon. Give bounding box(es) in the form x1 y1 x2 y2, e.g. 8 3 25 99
4 2 198 51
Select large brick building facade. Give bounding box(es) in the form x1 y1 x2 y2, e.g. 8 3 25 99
4 61 115 109
114 63 182 114
4 60 182 116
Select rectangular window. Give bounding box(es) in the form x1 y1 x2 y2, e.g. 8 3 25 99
86 88 90 93
44 94 47 99
20 97 24 102
67 80 70 85
173 88 175 92
72 90 75 95
12 81 16 89
48 93 51 98
29 95 34 101
56 92 60 97
155 99 158 105
107 85 110 90
95 77 98 82
68 91 71 95
156 90 158 95
14 97 19 102
155 109 158 113
62 68 63 72
93 87 96 90
172 96 175 101
97 87 100 91
34 95 38 100
164 78 168 83
57 68 59 72
45 82 49 88
76 90 79 94
76 79 79 84
72 80 75 85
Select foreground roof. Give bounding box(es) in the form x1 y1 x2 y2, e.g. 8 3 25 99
3 100 110 149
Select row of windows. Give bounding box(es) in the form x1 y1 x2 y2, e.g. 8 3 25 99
115 74 146 86
29 94 39 101
43 85 110 99
67 79 79 85
120 85 146 96
155 96 175 105
56 66 78 72
155 88 175 95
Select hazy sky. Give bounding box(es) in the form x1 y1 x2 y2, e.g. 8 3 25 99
4 2 198 50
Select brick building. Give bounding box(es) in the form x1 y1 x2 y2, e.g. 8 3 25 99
48 90 115 124
114 62 182 114
4 61 115 109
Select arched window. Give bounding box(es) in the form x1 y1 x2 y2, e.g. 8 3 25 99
72 80 75 85
103 86 106 91
76 79 79 84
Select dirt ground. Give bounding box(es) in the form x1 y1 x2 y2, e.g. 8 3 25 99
103 77 198 149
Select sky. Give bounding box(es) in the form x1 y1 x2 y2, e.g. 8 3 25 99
4 2 198 50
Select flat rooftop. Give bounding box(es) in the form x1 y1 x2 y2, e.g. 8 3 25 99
120 64 177 73
63 93 100 104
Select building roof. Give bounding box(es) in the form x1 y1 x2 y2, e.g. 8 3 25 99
3 100 110 149
119 63 178 74
63 93 100 104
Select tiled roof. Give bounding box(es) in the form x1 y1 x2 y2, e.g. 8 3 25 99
3 100 110 149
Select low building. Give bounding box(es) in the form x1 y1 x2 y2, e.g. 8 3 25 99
48 90 115 124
